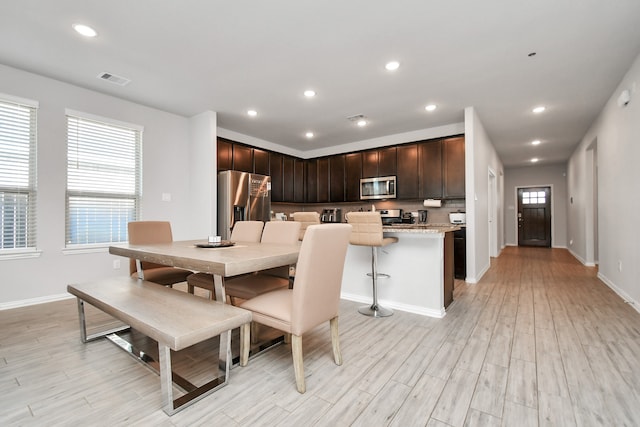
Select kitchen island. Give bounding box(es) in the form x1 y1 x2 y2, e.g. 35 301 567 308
340 224 459 318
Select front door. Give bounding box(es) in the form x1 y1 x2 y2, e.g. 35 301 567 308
517 187 551 247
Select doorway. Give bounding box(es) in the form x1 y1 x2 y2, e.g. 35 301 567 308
517 186 551 247
488 168 498 257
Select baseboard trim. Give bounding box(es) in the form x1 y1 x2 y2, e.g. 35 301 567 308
0 293 74 311
597 273 640 315
340 292 446 318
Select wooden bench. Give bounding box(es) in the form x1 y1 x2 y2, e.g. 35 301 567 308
67 276 252 415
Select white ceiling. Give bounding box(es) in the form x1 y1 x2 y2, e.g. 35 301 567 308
1 1 639 167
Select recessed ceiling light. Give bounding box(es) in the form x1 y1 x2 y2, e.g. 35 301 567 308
247 110 257 117
385 61 400 71
532 106 546 114
305 132 314 138
73 24 97 37
531 139 541 145
357 119 368 127
531 158 539 163
304 90 316 98
425 104 437 112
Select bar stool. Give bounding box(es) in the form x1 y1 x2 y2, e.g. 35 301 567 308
345 212 398 317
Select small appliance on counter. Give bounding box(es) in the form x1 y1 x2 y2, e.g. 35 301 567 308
449 212 466 224
321 208 342 223
401 212 413 224
380 209 402 225
418 209 428 224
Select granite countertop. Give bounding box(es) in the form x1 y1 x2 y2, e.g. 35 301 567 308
382 223 461 234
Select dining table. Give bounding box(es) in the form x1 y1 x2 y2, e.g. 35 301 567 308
109 239 301 304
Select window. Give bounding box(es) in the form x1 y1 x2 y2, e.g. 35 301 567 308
0 94 38 254
522 191 546 205
65 110 142 248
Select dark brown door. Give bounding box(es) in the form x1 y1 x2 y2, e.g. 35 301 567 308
518 187 551 247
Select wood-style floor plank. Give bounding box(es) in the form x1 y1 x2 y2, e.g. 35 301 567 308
2 247 640 426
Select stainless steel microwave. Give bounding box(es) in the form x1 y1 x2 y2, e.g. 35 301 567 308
360 176 397 200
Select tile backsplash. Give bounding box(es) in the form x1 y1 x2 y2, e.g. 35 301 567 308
272 199 465 224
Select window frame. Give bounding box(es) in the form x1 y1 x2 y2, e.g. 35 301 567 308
0 93 39 260
64 109 143 251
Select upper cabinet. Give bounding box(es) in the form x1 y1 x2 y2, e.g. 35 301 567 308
443 137 465 199
269 152 284 202
216 135 465 203
253 148 269 176
362 147 397 178
345 152 362 202
418 140 443 199
329 155 346 203
397 144 419 199
217 138 233 171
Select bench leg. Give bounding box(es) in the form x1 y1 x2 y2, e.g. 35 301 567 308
75 298 129 342
158 344 174 415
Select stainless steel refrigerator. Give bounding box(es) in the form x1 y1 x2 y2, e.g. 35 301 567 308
217 170 271 240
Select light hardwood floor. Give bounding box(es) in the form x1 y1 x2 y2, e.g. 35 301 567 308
2 247 640 426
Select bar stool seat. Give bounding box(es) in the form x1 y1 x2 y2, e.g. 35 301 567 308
345 212 398 317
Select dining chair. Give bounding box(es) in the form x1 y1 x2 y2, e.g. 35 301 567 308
224 220 301 305
186 220 264 299
127 221 191 286
239 223 352 393
291 211 321 240
345 212 398 317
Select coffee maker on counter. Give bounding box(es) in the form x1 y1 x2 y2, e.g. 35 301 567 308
320 208 342 223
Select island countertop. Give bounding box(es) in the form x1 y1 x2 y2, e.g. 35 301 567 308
382 223 461 234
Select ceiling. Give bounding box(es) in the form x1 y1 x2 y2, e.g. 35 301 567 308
1 1 639 167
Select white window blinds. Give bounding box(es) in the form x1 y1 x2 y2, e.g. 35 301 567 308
65 111 142 247
0 95 37 251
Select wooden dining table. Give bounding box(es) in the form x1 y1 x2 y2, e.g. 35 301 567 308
109 239 301 303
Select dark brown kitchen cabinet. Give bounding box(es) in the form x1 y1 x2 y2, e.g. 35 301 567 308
253 148 269 175
362 150 378 178
396 144 418 199
282 156 295 202
293 159 305 203
269 152 284 202
418 140 443 199
345 152 362 201
232 144 253 172
317 157 329 203
443 136 465 199
329 155 346 202
378 147 397 177
305 159 318 203
217 138 232 171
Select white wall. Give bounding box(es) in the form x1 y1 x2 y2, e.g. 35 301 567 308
503 164 568 248
567 52 640 307
0 64 203 307
464 107 504 283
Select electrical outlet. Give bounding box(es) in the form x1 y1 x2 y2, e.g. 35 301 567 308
162 192 172 202
569 239 573 245
113 259 121 270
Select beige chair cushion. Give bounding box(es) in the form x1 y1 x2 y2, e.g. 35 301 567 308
127 221 191 285
260 221 301 244
230 221 264 242
291 212 321 240
344 212 398 247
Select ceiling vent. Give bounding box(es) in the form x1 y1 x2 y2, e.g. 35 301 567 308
346 114 366 122
97 72 131 86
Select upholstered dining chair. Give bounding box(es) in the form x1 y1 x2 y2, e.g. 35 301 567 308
127 221 192 286
345 212 398 317
291 211 321 241
239 223 352 393
224 220 301 305
186 220 264 299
